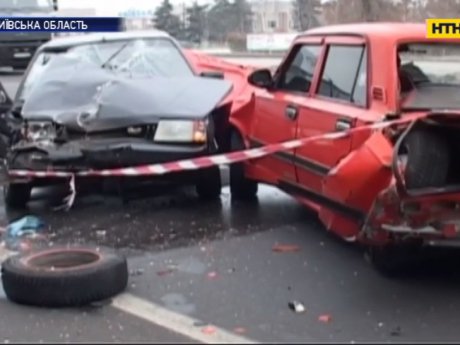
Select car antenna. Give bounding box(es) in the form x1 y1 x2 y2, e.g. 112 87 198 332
101 41 131 69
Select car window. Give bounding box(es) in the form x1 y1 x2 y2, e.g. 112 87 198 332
317 45 367 106
277 44 322 93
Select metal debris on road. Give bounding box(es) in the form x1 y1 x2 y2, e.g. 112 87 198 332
272 244 301 253
288 301 306 314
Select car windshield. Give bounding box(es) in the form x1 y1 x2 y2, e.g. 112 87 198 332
18 37 195 101
0 0 52 11
400 42 460 110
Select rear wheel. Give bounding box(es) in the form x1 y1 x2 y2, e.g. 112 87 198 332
366 243 423 278
401 128 450 189
196 166 221 200
4 182 32 209
230 131 258 200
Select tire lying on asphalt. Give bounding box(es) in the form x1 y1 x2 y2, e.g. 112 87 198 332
1 246 128 307
369 128 450 276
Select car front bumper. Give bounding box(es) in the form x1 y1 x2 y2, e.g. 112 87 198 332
7 137 212 178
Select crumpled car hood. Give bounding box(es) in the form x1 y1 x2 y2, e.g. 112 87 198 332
21 55 233 132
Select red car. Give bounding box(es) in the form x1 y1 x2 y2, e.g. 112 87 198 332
229 23 460 275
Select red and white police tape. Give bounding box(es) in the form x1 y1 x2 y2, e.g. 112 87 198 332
7 116 419 180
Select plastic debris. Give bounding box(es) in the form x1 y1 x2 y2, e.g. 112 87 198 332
318 314 332 323
207 271 218 279
289 301 306 314
4 216 47 252
96 230 107 238
272 244 301 253
201 326 216 335
157 268 176 277
130 268 144 276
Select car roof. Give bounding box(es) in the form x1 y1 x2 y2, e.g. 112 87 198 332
41 30 173 50
302 22 427 41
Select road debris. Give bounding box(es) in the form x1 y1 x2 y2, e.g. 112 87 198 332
130 268 144 277
201 325 217 335
4 216 47 252
289 301 306 314
318 314 332 323
391 326 402 337
234 327 247 335
157 268 177 277
207 271 218 279
272 244 301 253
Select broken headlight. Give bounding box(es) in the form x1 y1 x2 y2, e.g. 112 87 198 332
22 121 56 142
154 120 206 143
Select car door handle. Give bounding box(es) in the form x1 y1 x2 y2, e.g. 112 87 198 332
335 119 352 132
285 106 298 121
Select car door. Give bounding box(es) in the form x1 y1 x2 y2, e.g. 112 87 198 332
247 39 323 185
293 37 368 195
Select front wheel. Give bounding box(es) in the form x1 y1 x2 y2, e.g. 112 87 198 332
229 131 258 200
196 166 221 200
4 182 32 209
366 243 423 277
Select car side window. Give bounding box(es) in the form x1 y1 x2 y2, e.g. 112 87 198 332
276 44 322 93
317 45 367 106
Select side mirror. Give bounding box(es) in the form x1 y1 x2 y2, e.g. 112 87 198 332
200 71 225 79
248 69 273 88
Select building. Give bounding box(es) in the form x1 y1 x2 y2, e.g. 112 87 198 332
248 0 326 33
249 0 294 33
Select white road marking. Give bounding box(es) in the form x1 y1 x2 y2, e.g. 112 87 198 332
112 293 258 344
0 246 258 344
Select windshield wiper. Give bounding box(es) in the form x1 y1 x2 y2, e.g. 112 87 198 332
101 41 131 69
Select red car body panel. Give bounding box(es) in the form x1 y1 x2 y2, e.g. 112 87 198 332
229 23 460 246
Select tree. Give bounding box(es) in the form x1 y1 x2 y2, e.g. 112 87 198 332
153 0 182 38
292 0 321 31
207 0 253 43
233 0 253 34
185 2 208 44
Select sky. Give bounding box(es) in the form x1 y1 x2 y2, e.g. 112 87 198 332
59 0 292 16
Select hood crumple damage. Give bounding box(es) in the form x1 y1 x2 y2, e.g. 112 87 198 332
21 55 233 132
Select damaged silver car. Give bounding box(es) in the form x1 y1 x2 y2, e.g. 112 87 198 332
2 31 236 208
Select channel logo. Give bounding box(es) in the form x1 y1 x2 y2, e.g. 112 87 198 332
426 19 460 38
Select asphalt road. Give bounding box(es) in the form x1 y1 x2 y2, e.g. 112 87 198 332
2 61 460 343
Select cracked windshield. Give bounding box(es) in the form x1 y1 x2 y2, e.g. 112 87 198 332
1 0 460 344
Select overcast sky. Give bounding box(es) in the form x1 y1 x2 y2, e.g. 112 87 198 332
59 0 292 16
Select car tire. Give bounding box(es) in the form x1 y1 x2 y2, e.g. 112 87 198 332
1 246 128 308
4 182 32 209
230 131 258 200
196 166 222 200
402 128 450 189
366 243 423 278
